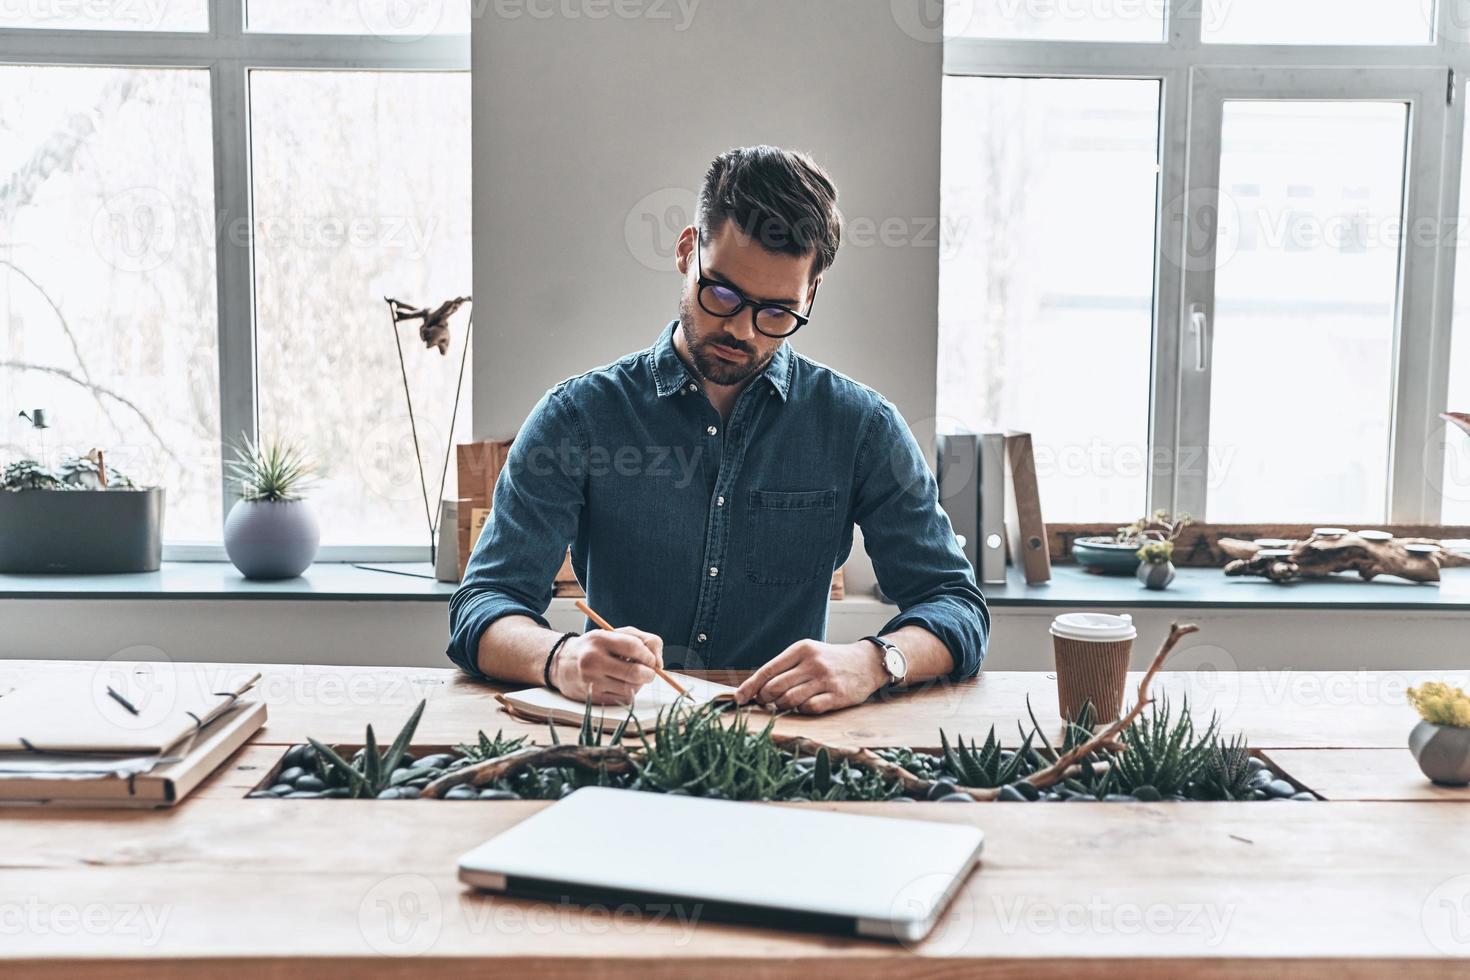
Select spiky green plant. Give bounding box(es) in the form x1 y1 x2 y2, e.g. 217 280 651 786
308 699 425 798
454 729 528 763
227 434 316 502
632 701 805 801
1109 696 1219 797
803 747 904 801
1192 733 1255 801
938 725 1040 789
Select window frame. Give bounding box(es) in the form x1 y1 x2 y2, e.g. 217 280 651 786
944 0 1467 524
0 0 470 561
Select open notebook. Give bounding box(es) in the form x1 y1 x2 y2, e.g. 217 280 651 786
498 673 739 731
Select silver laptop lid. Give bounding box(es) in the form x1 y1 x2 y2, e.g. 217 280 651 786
457 786 984 942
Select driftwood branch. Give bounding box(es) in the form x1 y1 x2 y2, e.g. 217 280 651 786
1220 534 1452 583
421 744 637 798
1023 622 1199 792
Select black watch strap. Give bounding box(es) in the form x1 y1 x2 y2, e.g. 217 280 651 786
863 635 904 687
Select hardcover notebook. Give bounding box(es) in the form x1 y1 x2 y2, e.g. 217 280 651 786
497 672 739 731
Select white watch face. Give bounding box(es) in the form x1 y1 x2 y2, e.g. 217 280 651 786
883 647 906 682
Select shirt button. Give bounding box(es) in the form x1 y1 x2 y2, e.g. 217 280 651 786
706 425 718 436
687 383 696 392
716 495 725 507
697 632 708 644
709 566 719 577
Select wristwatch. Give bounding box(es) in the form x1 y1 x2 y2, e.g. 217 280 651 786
863 635 908 689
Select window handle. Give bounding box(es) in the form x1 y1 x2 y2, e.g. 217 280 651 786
1188 304 1209 373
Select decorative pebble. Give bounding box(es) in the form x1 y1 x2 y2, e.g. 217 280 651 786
294 775 326 793
283 791 322 799
1247 757 1267 772
398 787 421 799
1291 792 1316 801
935 792 974 803
1132 786 1162 802
277 767 306 784
998 785 1029 802
268 783 295 796
322 788 351 798
416 754 456 770
246 791 275 799
280 745 311 769
927 780 959 801
478 789 520 800
1103 794 1137 803
1013 781 1041 801
376 788 402 800
1065 794 1099 802
1265 779 1297 799
444 785 479 800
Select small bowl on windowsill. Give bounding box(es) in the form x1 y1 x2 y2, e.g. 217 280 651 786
1070 537 1142 576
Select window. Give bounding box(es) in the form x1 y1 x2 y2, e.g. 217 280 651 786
939 77 1160 520
0 6 471 555
943 11 1466 525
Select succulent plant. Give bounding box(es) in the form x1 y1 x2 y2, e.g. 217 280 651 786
632 701 806 801
1407 682 1470 728
57 453 136 489
455 729 528 763
2 459 64 491
227 434 316 502
938 725 1040 789
308 699 425 799
1109 696 1219 797
1193 734 1255 801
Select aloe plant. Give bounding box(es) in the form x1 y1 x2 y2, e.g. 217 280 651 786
308 699 426 799
455 729 528 763
1109 696 1219 797
632 701 806 801
1192 733 1255 801
938 725 1040 789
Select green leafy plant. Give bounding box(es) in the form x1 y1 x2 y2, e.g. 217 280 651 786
803 747 904 801
227 434 316 502
455 729 529 763
308 700 426 799
938 725 1040 789
1109 696 1219 797
1408 682 1470 728
632 701 806 801
1193 734 1255 801
57 453 136 489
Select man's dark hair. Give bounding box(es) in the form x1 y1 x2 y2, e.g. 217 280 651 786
696 145 843 276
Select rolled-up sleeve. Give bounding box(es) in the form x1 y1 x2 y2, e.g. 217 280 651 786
852 398 989 679
447 385 587 677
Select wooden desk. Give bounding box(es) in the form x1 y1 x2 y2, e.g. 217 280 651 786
3 659 1468 976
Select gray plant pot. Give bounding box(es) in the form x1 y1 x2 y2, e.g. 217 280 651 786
0 488 163 573
224 499 319 580
1137 560 1176 591
1409 720 1470 786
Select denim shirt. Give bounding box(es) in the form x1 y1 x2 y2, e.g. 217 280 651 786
447 320 989 678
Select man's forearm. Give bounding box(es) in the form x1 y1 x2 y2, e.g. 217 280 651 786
476 614 568 685
882 624 956 687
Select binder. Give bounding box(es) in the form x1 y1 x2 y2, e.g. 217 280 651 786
1004 431 1052 584
978 433 1008 585
937 432 1007 586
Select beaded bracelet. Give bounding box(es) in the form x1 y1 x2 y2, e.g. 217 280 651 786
543 631 579 692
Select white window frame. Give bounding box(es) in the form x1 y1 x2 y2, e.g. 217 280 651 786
0 0 470 561
944 0 1468 523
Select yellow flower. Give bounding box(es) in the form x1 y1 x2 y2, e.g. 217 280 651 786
1407 682 1470 728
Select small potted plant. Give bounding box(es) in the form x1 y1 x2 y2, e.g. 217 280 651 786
1133 512 1191 591
1072 510 1192 578
0 451 163 574
223 435 319 580
1407 682 1470 786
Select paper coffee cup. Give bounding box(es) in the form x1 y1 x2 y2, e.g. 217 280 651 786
1050 613 1137 725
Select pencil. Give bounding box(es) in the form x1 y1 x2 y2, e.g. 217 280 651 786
573 598 691 699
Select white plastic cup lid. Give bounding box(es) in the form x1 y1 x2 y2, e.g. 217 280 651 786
1049 612 1137 643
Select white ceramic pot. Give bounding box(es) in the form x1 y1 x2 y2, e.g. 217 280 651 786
224 499 320 580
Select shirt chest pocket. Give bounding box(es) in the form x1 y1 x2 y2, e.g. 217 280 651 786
744 488 838 586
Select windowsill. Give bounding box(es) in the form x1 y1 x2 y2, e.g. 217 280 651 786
3 561 1470 611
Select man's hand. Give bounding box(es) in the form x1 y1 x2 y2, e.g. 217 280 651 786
733 639 886 715
551 626 664 705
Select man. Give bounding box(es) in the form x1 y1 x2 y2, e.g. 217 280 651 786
448 145 988 714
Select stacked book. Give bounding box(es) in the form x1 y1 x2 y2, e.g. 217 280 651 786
0 665 266 807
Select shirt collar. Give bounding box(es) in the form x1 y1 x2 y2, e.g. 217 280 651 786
650 320 793 402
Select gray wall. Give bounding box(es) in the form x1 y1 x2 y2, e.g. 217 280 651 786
471 0 944 442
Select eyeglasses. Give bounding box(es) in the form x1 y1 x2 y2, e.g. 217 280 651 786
694 243 817 338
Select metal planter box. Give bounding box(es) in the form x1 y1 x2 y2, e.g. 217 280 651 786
0 488 164 574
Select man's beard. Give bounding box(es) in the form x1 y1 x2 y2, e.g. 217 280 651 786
677 294 776 387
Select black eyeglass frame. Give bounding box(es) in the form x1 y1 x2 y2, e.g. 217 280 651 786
693 242 819 338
